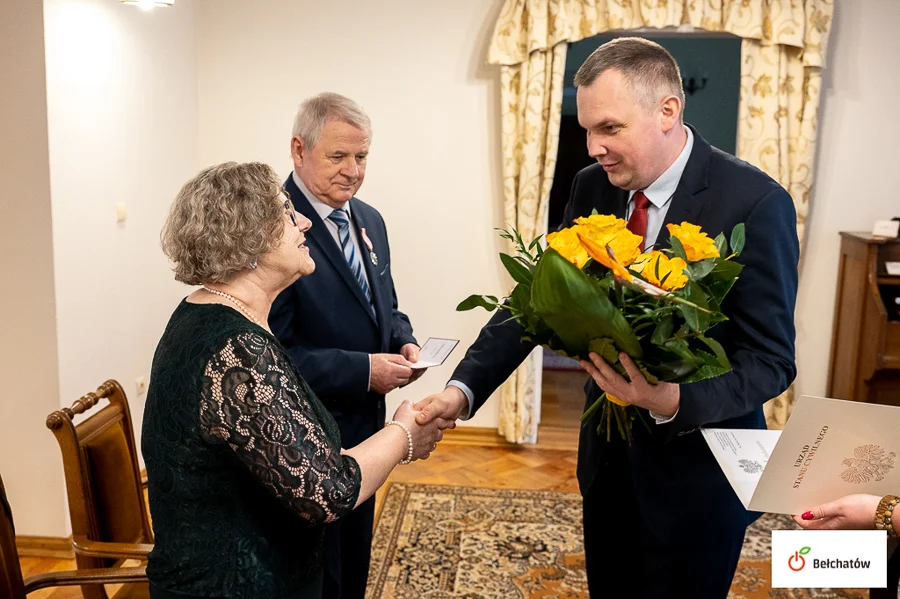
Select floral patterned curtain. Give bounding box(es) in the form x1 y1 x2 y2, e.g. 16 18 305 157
487 0 834 442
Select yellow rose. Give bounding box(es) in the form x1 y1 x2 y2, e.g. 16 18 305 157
605 229 643 267
547 226 589 268
629 251 655 273
666 222 720 261
577 228 642 281
640 251 689 291
574 213 628 235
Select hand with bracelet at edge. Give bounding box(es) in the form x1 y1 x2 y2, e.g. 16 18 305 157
388 400 454 462
793 493 898 534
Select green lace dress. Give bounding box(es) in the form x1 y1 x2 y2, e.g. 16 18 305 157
141 300 362 599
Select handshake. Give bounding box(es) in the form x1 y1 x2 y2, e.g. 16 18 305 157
386 386 469 462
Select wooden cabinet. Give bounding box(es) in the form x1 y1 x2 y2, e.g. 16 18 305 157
827 232 900 406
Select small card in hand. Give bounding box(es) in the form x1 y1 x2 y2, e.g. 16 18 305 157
410 338 459 369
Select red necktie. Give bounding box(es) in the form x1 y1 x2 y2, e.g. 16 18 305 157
627 191 651 251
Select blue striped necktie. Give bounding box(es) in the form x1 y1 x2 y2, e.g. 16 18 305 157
327 208 372 303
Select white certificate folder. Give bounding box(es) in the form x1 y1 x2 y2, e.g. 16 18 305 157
702 395 900 515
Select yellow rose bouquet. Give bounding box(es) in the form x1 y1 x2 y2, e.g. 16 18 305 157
457 213 746 442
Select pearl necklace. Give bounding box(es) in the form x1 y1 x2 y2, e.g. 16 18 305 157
201 285 262 326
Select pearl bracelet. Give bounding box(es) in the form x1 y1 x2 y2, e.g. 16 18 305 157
386 420 414 465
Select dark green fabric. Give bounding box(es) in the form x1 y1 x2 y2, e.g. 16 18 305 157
142 300 361 599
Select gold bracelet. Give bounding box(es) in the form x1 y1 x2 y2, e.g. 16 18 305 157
874 495 899 538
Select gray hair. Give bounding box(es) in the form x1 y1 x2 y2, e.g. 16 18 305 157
292 92 373 149
574 37 684 119
161 162 285 285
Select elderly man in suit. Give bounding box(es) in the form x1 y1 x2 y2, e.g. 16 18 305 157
270 93 424 599
416 38 799 598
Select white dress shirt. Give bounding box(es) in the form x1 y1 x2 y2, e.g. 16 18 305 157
625 126 694 250
449 126 694 422
292 172 371 288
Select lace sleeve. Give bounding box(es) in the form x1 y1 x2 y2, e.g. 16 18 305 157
198 331 361 525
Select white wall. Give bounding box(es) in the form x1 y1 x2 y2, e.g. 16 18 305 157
43 0 199 467
0 0 66 537
795 0 900 401
195 0 510 427
0 0 199 536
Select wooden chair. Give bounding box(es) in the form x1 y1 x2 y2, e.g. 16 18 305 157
0 471 146 598
46 380 153 599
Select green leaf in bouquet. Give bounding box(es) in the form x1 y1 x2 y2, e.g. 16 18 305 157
500 252 534 286
677 283 711 332
705 258 742 280
513 254 537 272
457 294 499 311
669 236 689 261
588 337 619 364
508 283 530 310
700 259 743 307
645 358 695 382
696 335 730 369
632 321 657 336
676 350 732 383
509 283 546 335
661 337 696 364
646 340 699 381
531 248 643 358
686 258 717 282
730 223 746 256
650 312 675 345
714 233 728 257
677 363 732 383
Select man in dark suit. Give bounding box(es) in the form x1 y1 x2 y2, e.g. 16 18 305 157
270 93 425 599
416 38 799 598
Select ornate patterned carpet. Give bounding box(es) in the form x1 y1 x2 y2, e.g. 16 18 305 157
366 483 869 599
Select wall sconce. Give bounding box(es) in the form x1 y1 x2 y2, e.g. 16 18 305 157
121 0 175 8
683 74 709 96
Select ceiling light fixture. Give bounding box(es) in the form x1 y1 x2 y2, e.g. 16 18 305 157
121 0 175 9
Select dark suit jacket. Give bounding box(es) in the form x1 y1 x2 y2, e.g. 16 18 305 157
270 175 416 447
451 126 799 543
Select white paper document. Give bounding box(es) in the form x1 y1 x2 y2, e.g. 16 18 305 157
885 261 900 276
703 396 900 514
409 337 459 369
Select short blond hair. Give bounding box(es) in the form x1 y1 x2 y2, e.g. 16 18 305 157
574 37 684 120
161 162 285 285
292 92 372 149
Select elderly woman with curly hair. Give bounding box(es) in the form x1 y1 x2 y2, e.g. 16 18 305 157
142 162 447 599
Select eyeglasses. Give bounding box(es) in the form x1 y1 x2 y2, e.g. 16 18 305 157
282 188 299 227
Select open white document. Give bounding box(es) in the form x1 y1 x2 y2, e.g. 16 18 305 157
409 337 459 369
703 395 900 515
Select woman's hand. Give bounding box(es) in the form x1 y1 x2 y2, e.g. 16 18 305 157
391 400 453 461
793 494 882 530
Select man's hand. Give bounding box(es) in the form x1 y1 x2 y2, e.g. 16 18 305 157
400 343 426 386
414 386 467 428
580 352 680 417
370 353 412 395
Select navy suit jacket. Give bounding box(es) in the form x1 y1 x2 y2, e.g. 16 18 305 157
451 127 799 542
270 175 416 447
